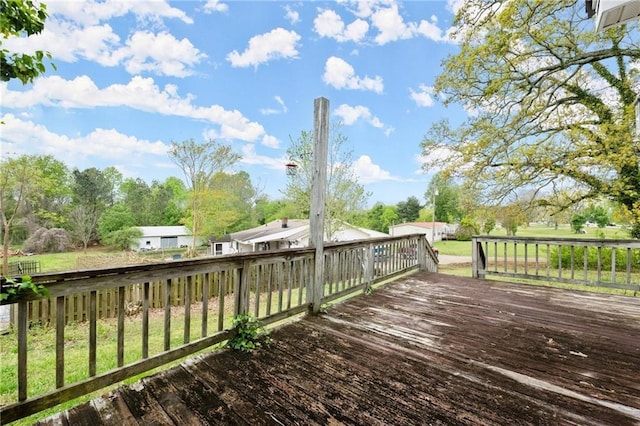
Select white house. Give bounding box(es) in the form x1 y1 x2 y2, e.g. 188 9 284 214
226 219 389 254
389 222 457 245
133 226 200 251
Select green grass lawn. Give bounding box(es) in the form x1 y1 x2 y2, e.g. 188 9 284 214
434 224 631 257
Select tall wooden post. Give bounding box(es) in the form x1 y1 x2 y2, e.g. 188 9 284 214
309 97 329 314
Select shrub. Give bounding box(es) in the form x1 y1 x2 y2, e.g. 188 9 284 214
550 246 640 272
455 217 478 241
23 227 72 253
102 227 143 250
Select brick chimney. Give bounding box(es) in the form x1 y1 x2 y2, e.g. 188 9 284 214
282 218 288 228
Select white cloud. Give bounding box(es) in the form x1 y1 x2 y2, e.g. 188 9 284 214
332 1 451 45
314 9 369 43
415 147 460 174
334 104 384 129
4 24 205 77
227 28 301 68
46 0 193 26
353 155 400 184
239 144 288 170
446 0 465 14
120 31 206 77
260 96 288 116
410 84 435 107
0 114 168 165
284 5 300 24
0 76 273 144
323 57 383 93
203 0 228 14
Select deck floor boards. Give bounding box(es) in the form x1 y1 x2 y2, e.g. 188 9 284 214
39 272 640 425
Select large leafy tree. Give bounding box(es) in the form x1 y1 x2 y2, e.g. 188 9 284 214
169 138 240 253
70 167 115 243
425 173 462 223
396 196 422 223
0 155 43 274
421 0 640 238
1 0 55 84
284 125 370 240
24 155 70 230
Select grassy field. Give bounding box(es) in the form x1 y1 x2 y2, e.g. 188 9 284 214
433 224 630 257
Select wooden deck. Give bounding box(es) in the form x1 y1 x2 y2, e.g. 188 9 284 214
39 272 640 425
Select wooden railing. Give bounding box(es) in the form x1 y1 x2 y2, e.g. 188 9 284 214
472 235 640 291
0 234 437 424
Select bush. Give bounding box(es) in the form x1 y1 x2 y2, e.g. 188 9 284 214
23 228 73 254
455 217 478 241
102 227 143 250
550 246 640 272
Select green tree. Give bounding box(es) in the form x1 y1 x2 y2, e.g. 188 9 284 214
425 173 462 223
571 213 587 234
19 155 70 231
284 125 370 239
150 177 186 225
483 217 496 235
367 203 397 233
71 167 113 242
169 138 240 253
97 203 136 241
396 196 422 223
205 171 257 237
0 155 43 274
0 0 55 84
585 204 610 228
120 178 153 225
421 0 640 238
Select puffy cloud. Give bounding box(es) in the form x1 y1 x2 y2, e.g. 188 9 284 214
323 57 383 93
284 5 300 24
353 155 400 184
227 28 301 68
333 104 385 129
0 76 273 144
4 24 205 77
314 9 369 42
0 114 168 163
46 0 193 26
239 144 288 170
203 0 228 14
410 84 435 107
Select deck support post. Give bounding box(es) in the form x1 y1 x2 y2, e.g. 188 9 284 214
309 97 329 314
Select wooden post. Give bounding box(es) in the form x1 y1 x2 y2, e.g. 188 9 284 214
309 97 329 314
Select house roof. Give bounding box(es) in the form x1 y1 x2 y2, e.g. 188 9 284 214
230 219 309 244
230 219 390 245
137 226 191 237
390 222 449 230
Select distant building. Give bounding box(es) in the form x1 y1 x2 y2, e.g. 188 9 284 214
389 222 457 245
226 218 389 254
133 226 200 251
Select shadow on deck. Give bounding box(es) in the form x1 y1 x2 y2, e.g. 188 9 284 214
39 272 640 425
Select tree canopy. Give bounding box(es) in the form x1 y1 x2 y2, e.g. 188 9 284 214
421 0 640 237
284 126 370 240
1 0 55 84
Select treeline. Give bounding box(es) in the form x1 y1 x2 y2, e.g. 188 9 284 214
0 154 438 256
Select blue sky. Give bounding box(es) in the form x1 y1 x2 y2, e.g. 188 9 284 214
1 0 467 207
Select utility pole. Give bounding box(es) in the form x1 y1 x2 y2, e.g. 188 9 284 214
309 97 329 314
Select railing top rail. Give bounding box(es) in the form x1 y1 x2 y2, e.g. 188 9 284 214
3 235 426 295
472 235 640 247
